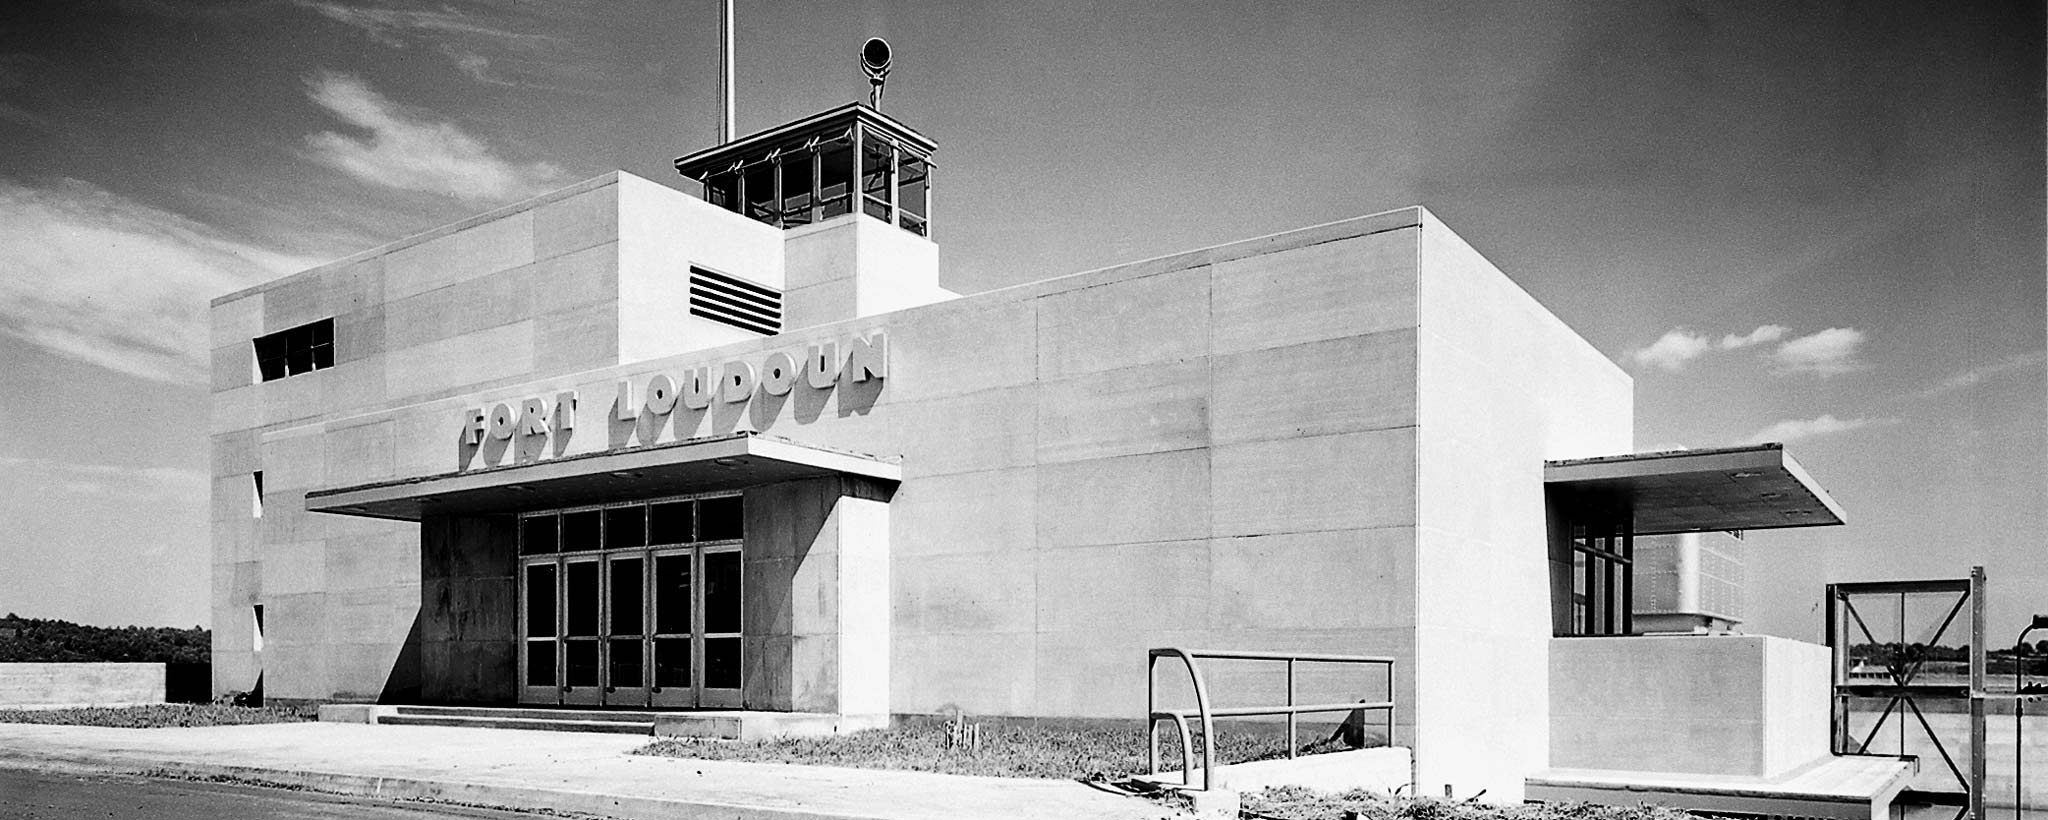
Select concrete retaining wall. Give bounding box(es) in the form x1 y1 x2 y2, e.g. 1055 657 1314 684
1550 634 1830 777
0 663 167 708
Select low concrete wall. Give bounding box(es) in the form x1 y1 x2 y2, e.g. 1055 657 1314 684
1550 635 1829 777
0 663 167 709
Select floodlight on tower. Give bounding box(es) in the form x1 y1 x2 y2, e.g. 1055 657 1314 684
861 37 891 109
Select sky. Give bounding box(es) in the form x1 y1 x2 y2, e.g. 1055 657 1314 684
0 1 2040 643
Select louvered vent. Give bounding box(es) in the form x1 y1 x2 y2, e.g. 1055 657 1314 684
688 266 782 336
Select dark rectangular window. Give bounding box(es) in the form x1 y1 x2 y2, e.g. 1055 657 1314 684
819 139 854 218
604 507 645 549
703 551 742 635
698 495 744 542
654 554 692 635
860 139 893 221
704 637 741 690
252 318 334 382
520 515 558 556
704 172 739 212
743 163 776 226
897 154 929 236
1562 521 1633 637
688 266 781 336
561 510 601 552
525 564 557 639
649 501 693 545
565 561 600 637
780 153 814 227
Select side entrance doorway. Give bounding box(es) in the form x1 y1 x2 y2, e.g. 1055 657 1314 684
518 494 744 708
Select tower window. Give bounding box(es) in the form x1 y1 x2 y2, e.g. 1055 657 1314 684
819 139 854 218
860 138 894 221
897 155 929 237
252 318 334 382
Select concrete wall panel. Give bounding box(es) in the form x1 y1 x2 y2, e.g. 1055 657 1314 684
1211 430 1416 538
1033 540 1209 634
1211 225 1417 356
890 468 1035 558
211 293 263 349
384 321 535 402
386 211 536 303
1209 528 1417 630
888 298 1036 403
894 631 1034 716
895 386 1035 478
894 550 1035 635
533 183 618 260
1036 359 1209 464
1035 449 1209 549
1211 330 1415 446
1035 267 1209 379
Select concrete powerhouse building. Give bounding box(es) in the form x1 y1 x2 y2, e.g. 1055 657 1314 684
210 103 1878 806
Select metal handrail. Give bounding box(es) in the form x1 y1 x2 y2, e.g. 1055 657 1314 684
1145 647 1397 791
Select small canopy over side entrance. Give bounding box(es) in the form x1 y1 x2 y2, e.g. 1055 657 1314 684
1543 443 1846 638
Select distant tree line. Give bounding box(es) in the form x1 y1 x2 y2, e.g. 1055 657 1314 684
0 614 209 664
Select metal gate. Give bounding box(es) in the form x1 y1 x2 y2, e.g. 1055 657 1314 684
1826 568 1985 820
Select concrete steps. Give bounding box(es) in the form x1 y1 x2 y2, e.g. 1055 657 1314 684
373 705 657 735
319 704 890 740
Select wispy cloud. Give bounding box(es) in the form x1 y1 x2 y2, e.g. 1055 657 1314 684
302 72 567 204
1913 350 2046 399
1770 327 1867 376
291 1 574 90
1625 324 1872 377
1745 413 1891 444
1624 328 1714 371
1720 324 1787 350
291 2 550 48
1624 324 1789 371
0 179 322 383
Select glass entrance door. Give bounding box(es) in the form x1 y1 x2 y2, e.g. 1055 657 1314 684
605 554 649 705
560 556 603 705
517 494 745 708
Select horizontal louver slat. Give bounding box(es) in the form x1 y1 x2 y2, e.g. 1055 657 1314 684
689 266 781 336
689 282 781 319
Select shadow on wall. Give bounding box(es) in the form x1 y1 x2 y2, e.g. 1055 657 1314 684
379 615 423 704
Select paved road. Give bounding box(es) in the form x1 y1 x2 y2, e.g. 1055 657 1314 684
0 770 565 820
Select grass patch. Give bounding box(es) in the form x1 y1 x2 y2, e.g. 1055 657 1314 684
635 716 1357 779
1243 788 1695 820
0 703 313 728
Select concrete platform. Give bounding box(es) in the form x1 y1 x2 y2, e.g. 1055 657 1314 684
0 721 1169 820
1528 755 1918 820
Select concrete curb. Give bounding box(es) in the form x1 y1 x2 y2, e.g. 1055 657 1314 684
0 750 899 820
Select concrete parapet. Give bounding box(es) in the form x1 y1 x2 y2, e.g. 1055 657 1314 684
0 663 166 709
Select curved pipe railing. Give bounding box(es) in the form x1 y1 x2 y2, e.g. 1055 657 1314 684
1146 648 1397 791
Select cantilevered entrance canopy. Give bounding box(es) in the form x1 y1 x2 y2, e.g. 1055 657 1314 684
306 432 900 521
1544 443 1846 536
